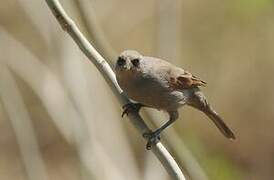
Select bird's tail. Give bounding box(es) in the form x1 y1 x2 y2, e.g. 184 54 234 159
203 105 236 140
188 89 236 140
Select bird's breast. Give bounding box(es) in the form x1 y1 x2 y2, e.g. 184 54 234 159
117 74 188 111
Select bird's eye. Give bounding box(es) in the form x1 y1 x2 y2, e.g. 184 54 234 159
117 57 126 66
131 58 140 67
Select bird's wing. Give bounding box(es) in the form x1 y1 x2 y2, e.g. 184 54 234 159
144 56 206 89
167 68 206 89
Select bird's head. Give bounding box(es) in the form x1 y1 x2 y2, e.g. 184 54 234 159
115 50 142 73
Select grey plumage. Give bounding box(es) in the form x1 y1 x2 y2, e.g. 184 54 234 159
115 50 235 149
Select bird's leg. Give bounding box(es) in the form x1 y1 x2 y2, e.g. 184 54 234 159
122 102 144 117
143 111 178 150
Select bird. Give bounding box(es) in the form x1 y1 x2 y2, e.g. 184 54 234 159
115 50 236 150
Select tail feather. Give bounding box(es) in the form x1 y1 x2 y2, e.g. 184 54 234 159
188 89 236 140
204 106 236 140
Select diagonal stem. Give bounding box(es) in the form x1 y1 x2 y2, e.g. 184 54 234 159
44 0 186 179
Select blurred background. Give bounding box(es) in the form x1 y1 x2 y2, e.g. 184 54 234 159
0 0 274 179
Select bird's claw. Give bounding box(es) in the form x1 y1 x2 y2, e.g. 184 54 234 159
143 131 161 150
121 103 142 117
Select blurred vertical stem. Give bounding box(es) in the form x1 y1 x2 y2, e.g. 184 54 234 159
74 0 118 60
156 1 208 180
44 0 186 179
0 65 49 180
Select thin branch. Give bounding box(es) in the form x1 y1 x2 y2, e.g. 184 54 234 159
144 111 209 180
44 0 186 179
74 0 117 61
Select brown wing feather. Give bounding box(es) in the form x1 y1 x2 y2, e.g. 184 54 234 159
169 70 206 90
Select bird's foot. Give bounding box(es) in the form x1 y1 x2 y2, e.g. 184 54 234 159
122 103 143 117
143 131 161 150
